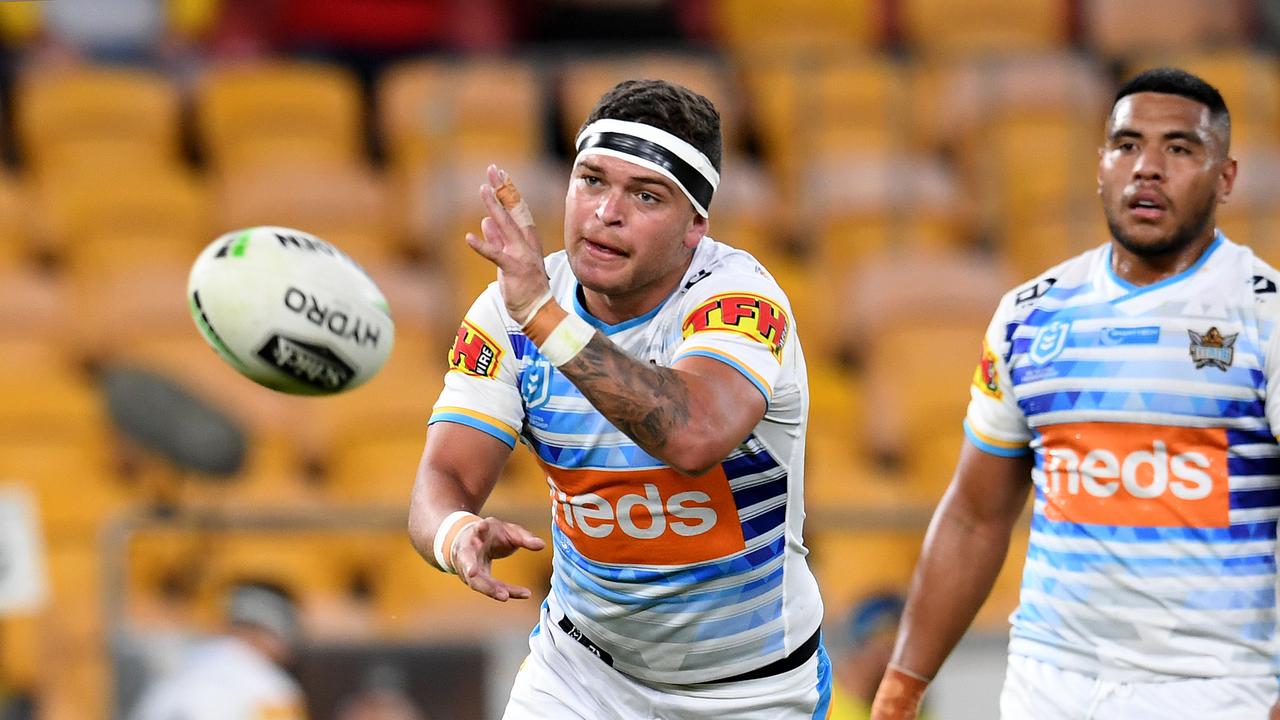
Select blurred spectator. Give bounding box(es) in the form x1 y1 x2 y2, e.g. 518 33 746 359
829 591 915 720
334 664 429 720
127 580 308 720
30 0 219 67
214 0 514 67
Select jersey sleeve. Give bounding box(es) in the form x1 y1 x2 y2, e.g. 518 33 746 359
1256 270 1280 440
671 264 792 403
429 286 525 448
964 291 1032 457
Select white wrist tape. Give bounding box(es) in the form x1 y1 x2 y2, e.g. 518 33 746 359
432 510 481 574
538 313 595 366
517 289 555 326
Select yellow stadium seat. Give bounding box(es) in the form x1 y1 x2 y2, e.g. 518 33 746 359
0 435 127 545
707 156 786 269
33 166 211 270
215 160 397 267
0 337 108 447
0 173 33 271
981 113 1101 251
35 542 111 720
901 0 1067 56
366 260 458 344
803 152 971 308
1085 0 1250 59
379 57 544 174
196 61 364 171
0 1 41 45
15 65 182 178
0 268 74 347
711 0 882 57
803 360 930 511
176 433 322 512
0 612 39 695
909 52 1110 158
741 53 914 206
1002 212 1106 282
124 526 210 629
65 257 193 360
323 427 424 508
807 528 924 627
838 249 1014 482
193 531 350 620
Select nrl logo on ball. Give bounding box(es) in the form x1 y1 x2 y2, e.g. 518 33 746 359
1188 327 1237 371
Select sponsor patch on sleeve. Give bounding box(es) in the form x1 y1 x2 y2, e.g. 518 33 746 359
448 320 503 378
681 292 789 360
973 338 1002 399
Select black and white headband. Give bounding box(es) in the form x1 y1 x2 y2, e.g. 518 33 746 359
574 118 720 218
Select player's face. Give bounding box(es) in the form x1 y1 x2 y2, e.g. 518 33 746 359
564 154 707 318
1098 92 1236 258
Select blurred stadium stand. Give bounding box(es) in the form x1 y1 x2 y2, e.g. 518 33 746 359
0 1 1274 718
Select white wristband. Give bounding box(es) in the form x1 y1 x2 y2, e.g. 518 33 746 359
432 510 481 574
539 313 595 366
516 289 555 326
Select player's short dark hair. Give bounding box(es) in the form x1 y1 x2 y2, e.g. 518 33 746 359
1114 67 1231 151
582 79 723 172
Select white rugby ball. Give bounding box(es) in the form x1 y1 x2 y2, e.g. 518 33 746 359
187 226 394 395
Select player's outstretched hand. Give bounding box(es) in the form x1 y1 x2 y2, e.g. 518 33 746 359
465 164 553 324
452 515 546 602
1269 699 1280 720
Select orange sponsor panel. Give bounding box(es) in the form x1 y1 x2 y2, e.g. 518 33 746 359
545 464 747 565
1039 422 1229 528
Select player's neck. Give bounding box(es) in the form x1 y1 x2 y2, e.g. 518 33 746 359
578 262 692 326
1109 230 1218 287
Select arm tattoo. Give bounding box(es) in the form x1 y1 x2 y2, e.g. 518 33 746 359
559 333 692 451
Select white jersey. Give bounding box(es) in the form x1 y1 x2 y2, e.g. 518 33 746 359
431 236 823 685
128 637 306 720
966 233 1280 681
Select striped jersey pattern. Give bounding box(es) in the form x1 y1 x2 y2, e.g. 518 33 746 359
966 233 1280 681
431 237 823 684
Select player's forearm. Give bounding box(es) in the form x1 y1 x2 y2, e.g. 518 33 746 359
559 333 717 475
407 470 485 570
892 490 1018 679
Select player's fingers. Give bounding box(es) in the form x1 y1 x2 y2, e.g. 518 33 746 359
487 163 505 190
502 521 546 551
464 230 505 266
479 183 527 246
461 562 532 602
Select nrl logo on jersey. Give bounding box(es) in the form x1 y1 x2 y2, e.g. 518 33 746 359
1028 320 1071 366
1188 327 1237 371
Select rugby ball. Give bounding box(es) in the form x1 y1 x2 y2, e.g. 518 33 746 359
187 226 394 395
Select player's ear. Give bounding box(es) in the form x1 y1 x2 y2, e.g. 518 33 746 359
1218 156 1238 203
684 212 707 250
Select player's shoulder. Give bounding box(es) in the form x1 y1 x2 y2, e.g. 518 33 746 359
996 244 1105 320
1237 241 1280 312
679 236 789 303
